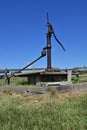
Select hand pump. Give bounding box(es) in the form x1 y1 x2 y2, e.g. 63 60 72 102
43 12 65 70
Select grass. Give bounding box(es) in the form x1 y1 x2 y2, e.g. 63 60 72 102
72 73 87 83
0 92 87 130
0 77 29 86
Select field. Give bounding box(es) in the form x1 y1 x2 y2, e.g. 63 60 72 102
0 73 87 129
0 91 87 130
0 77 28 86
72 73 87 83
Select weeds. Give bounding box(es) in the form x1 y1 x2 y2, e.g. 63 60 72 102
0 93 87 130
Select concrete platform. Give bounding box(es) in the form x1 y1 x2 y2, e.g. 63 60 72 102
16 69 71 84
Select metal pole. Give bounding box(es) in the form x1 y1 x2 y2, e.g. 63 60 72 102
47 32 52 69
9 49 46 78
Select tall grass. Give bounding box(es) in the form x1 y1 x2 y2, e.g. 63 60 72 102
0 93 87 130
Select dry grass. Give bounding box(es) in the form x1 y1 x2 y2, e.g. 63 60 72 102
2 90 86 103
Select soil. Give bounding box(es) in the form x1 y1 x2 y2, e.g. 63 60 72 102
0 82 87 96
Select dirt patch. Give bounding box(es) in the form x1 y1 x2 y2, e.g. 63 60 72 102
0 82 87 97
0 88 87 103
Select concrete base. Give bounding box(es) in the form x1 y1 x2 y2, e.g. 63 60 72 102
17 68 72 85
46 82 73 92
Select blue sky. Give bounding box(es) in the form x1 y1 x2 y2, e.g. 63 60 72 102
0 0 87 69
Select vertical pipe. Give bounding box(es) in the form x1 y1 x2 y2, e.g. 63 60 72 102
47 33 52 69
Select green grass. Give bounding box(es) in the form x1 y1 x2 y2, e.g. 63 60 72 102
0 77 29 86
72 73 87 83
0 93 87 130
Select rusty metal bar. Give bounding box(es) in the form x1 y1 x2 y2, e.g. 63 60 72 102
9 49 46 78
